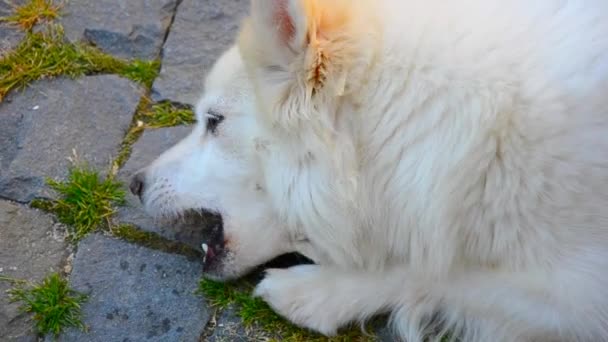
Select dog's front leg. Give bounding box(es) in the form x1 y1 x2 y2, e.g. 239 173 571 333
253 264 409 336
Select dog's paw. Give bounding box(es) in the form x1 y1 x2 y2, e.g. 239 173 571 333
253 265 341 336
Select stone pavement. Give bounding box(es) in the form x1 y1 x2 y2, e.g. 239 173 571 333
0 201 68 341
0 1 24 56
0 76 140 202
151 0 247 105
55 234 208 342
0 0 249 341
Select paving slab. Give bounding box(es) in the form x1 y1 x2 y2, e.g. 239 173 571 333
61 0 178 60
0 200 68 342
0 75 141 203
56 233 209 342
116 126 206 247
151 0 248 105
0 1 25 56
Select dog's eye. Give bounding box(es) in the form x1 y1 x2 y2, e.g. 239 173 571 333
206 111 224 134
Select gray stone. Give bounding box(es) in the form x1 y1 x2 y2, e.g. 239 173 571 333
0 200 68 342
152 0 248 105
0 1 25 56
56 234 208 342
119 126 192 180
116 126 206 247
61 0 178 60
0 25 23 56
0 75 141 203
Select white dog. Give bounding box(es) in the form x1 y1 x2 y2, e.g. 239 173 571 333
131 0 608 341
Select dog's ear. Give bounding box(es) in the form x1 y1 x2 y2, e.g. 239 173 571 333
239 0 368 128
247 0 308 56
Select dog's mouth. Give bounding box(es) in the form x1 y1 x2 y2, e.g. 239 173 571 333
199 221 227 273
167 209 227 273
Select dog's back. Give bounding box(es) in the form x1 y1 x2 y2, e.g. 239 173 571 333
234 0 608 340
359 1 608 340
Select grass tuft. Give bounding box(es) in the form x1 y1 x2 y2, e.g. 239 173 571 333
0 25 160 101
143 101 196 128
119 59 161 89
198 279 377 342
2 273 87 337
0 0 62 30
46 164 125 241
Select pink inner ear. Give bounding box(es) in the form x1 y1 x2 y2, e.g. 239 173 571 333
272 0 296 45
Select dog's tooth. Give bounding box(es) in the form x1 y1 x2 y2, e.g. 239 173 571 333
201 243 208 263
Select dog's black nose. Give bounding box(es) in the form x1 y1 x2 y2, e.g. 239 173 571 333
129 172 145 198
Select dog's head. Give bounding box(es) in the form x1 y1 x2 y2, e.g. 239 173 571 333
132 0 377 280
130 46 292 280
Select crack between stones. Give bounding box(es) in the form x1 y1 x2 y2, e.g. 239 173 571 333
147 0 182 100
199 308 220 341
160 0 183 56
0 195 29 204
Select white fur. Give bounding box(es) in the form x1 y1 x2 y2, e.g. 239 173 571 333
138 0 608 340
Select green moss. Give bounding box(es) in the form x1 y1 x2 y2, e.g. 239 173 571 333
111 224 202 259
111 125 145 173
0 25 159 101
1 273 87 337
30 198 55 212
143 102 196 128
117 59 160 89
45 164 125 241
198 279 377 342
0 0 61 30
